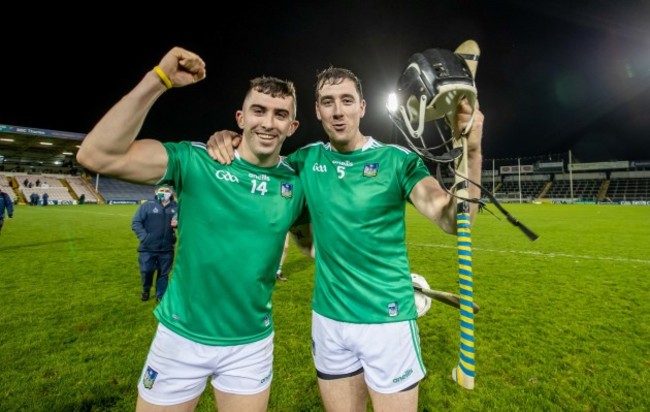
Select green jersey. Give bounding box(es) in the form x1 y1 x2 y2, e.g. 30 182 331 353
287 137 431 323
155 142 307 345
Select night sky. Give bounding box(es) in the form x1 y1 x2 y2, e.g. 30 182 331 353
2 0 649 162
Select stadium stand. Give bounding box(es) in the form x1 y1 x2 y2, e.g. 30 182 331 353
422 164 650 205
2 123 649 206
0 171 154 204
14 173 75 205
543 172 606 201
500 174 551 201
65 176 99 203
89 175 155 204
606 171 650 201
0 174 18 203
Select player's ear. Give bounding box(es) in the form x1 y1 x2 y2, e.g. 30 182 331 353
287 120 300 137
235 110 245 129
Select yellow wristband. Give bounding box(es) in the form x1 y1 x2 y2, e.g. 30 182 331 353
153 66 172 89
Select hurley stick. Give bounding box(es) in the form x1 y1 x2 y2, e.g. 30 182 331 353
450 39 480 390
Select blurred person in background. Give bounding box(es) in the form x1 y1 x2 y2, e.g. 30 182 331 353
131 184 178 303
0 188 14 235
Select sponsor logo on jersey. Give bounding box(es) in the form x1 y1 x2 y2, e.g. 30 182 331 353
215 170 239 183
332 160 354 167
393 368 413 383
281 183 293 199
249 172 270 181
312 163 328 173
142 366 158 389
363 163 379 177
387 301 399 317
153 206 160 213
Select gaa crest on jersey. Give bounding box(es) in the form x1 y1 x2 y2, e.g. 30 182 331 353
387 301 399 317
142 366 158 389
363 163 379 177
281 183 293 199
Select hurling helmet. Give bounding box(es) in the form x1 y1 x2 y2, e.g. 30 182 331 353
387 47 477 142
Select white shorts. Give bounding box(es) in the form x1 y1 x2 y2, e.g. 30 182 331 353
311 311 426 393
137 323 274 406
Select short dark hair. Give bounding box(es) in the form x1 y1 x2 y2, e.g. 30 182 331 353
315 66 363 101
247 76 298 118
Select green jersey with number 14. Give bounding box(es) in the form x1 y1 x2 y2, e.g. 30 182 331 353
287 137 430 323
155 141 307 345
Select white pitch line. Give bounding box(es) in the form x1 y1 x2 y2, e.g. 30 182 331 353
408 242 650 264
52 208 133 218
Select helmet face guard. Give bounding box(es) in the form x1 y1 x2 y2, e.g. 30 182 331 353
387 48 477 159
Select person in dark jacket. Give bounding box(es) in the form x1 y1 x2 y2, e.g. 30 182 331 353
29 192 39 206
0 188 14 235
131 184 178 302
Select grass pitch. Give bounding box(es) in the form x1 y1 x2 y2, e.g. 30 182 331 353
0 203 648 411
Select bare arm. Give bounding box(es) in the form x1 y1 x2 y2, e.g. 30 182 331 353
409 99 484 234
76 47 207 184
409 176 456 234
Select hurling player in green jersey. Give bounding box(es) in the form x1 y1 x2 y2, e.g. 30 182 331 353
206 67 484 411
77 47 313 412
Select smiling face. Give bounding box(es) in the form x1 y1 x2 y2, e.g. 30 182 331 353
235 77 299 167
315 73 366 153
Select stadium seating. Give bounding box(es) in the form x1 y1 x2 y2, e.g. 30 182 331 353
3 164 650 205
606 171 650 201
89 176 154 203
65 176 99 203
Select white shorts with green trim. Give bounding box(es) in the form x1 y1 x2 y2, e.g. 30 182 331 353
137 323 274 406
311 311 426 393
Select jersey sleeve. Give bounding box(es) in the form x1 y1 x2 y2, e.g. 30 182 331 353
400 152 431 199
161 141 192 193
285 147 307 175
284 151 297 170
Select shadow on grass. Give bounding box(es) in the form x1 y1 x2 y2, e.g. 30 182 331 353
0 238 88 252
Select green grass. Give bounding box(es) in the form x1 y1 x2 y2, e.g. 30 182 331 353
0 203 648 411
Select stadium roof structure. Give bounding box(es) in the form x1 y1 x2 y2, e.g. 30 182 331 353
0 124 85 167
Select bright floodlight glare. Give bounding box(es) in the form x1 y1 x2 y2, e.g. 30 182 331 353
386 92 398 113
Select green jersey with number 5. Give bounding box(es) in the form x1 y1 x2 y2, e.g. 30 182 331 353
287 137 430 323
